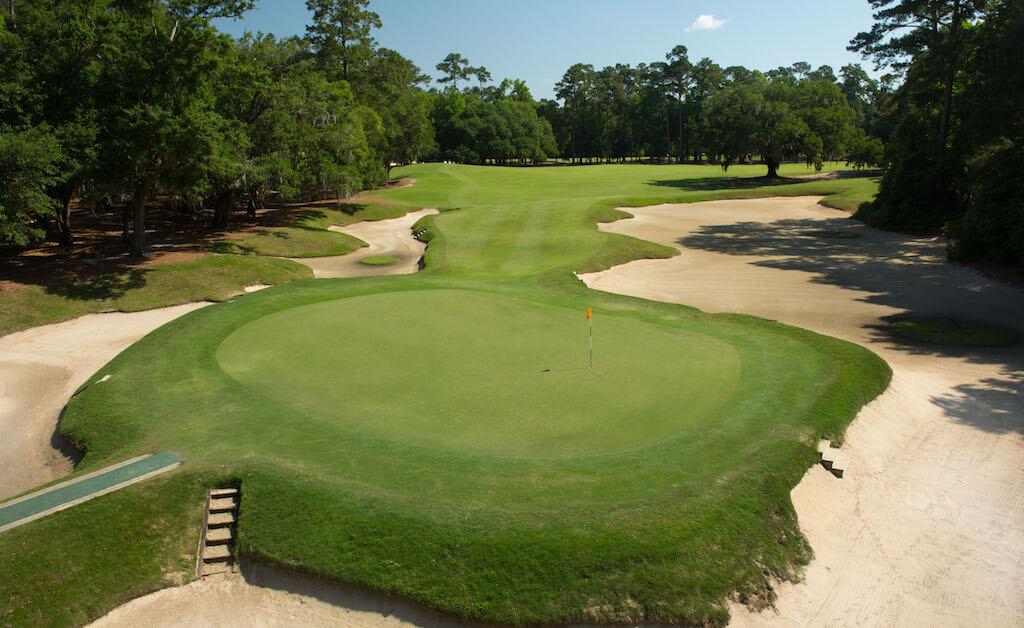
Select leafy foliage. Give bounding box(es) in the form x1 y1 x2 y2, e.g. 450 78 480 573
853 0 1023 265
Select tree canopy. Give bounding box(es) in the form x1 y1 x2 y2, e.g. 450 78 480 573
0 0 431 255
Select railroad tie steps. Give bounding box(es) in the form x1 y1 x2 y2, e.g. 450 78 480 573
197 487 239 577
817 439 846 478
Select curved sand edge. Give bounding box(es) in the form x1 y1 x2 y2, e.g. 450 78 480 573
0 302 211 501
287 208 439 278
581 196 1024 626
90 559 462 628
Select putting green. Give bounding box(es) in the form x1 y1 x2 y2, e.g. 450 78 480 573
216 290 740 458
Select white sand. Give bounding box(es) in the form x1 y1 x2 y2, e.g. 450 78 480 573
288 209 439 278
582 196 1024 626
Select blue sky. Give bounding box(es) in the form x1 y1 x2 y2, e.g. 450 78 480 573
214 1 880 100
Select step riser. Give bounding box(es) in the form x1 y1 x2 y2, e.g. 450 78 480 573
197 487 240 578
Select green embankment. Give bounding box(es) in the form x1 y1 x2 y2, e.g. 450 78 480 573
0 254 310 338
2 163 889 626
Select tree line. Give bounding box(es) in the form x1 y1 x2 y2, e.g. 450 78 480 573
0 0 431 256
427 49 887 176
850 0 1023 266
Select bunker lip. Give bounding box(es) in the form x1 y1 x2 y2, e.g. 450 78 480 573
0 303 209 502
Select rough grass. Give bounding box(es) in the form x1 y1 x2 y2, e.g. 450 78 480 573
6 163 889 626
0 254 310 338
0 471 211 626
213 225 366 258
890 316 1017 346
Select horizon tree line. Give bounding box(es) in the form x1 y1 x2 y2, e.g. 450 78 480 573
2 0 1019 267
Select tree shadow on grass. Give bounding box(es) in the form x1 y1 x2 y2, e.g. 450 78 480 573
648 176 800 192
674 215 1024 435
42 268 148 301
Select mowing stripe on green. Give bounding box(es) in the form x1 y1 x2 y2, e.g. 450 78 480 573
0 452 183 533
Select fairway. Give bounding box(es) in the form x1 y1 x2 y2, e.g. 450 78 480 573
216 290 740 458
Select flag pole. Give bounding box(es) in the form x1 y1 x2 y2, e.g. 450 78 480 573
586 307 593 368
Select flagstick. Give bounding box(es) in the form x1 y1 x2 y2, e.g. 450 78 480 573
589 316 593 368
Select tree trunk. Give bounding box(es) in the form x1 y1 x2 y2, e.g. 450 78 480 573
663 99 671 160
56 193 73 250
213 188 235 228
121 203 131 245
766 156 781 179
938 0 961 153
677 95 684 163
130 192 146 258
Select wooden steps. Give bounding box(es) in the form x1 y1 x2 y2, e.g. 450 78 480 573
196 486 239 577
818 439 846 478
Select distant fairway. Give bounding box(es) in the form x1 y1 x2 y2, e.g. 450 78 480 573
42 163 889 626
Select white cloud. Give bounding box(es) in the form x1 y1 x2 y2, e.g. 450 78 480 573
686 14 728 32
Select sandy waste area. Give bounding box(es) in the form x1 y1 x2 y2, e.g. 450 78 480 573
3 199 1021 626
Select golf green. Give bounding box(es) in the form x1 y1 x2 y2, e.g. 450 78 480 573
216 290 740 458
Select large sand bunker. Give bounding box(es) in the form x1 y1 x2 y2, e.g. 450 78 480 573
583 196 1024 626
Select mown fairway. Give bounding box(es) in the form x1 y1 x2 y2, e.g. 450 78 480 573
20 163 890 626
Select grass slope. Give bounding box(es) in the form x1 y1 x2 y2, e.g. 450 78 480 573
0 254 310 338
3 163 889 626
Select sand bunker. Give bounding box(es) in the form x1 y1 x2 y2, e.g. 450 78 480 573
0 303 209 501
288 208 438 278
90 559 461 628
582 196 1024 626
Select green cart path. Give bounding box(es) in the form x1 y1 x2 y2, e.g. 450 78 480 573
0 452 183 532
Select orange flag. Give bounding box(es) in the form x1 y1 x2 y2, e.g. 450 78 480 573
586 307 592 320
